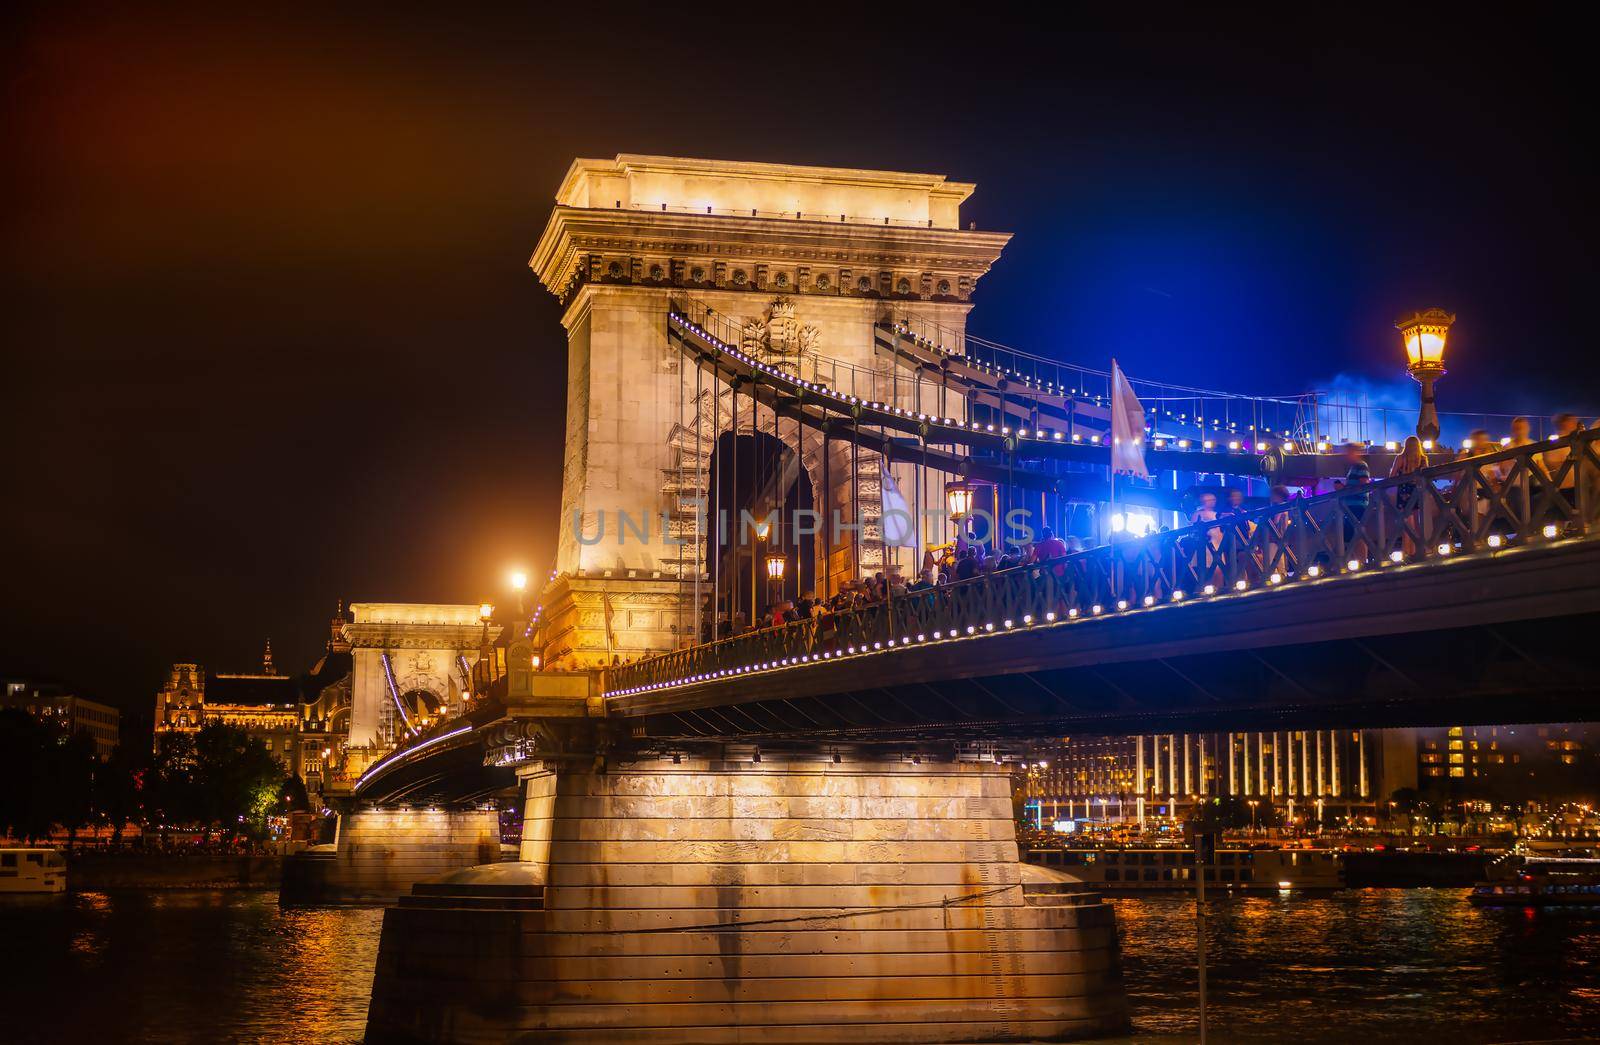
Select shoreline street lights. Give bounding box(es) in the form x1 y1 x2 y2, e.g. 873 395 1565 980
1248 799 1259 835
1396 308 1455 441
509 570 527 618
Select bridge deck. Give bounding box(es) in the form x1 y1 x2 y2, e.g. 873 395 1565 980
613 537 1599 740
607 429 1600 738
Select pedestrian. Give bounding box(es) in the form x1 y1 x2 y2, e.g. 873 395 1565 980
1340 441 1371 561
1390 436 1427 556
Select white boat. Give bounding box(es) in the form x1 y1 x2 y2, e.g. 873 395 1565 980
0 848 68 893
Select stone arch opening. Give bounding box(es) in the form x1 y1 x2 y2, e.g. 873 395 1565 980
704 428 816 635
401 688 444 720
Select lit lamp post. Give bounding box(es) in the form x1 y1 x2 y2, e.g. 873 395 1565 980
509 569 527 618
764 551 786 613
1396 308 1454 442
1248 799 1259 835
946 479 975 530
750 521 770 623
473 602 494 698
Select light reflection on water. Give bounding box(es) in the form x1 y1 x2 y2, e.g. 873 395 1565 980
2 888 1596 1043
1111 888 1600 1042
0 891 381 1044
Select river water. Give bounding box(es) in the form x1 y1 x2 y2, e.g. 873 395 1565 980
2 889 1596 1042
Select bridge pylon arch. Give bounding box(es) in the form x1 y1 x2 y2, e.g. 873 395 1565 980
529 155 1010 670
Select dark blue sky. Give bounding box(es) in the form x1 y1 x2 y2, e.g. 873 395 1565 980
4 14 1594 710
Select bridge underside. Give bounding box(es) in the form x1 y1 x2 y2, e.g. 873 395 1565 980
618 539 1600 742
633 611 1600 741
352 727 516 807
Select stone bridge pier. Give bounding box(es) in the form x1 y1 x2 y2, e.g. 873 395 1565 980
279 807 503 905
365 748 1129 1043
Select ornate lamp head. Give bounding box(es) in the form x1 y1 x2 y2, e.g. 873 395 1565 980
1396 307 1454 378
945 480 975 522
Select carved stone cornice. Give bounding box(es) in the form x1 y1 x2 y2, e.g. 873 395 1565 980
530 208 1011 307
344 623 501 651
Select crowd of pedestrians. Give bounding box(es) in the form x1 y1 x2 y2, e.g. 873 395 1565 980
703 412 1593 646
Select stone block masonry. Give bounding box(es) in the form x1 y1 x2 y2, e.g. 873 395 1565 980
280 808 502 905
366 755 1128 1042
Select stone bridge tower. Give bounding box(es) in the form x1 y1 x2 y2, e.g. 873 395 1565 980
529 155 1010 669
344 602 499 770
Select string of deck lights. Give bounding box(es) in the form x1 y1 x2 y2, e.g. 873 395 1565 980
891 322 1313 439
605 518 1575 699
674 312 1303 455
890 323 1550 449
677 313 1554 489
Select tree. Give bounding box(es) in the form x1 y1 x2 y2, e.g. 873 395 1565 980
190 722 284 840
0 708 53 842
279 774 310 814
148 730 199 843
94 743 147 845
53 729 98 847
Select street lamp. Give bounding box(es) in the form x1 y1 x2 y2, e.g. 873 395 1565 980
750 522 771 622
764 551 787 581
509 570 527 616
1248 799 1259 834
945 479 975 523
469 602 495 698
1396 308 1454 441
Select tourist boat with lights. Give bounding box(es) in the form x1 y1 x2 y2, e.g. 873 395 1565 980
0 848 68 893
1025 846 1345 892
1470 857 1600 906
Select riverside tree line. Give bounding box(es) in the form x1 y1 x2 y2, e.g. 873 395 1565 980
0 708 309 846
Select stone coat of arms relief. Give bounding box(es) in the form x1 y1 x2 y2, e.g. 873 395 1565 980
740 297 820 367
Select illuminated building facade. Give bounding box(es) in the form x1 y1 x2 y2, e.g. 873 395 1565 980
1023 728 1419 823
1418 723 1599 796
299 605 354 798
153 642 303 774
150 604 498 799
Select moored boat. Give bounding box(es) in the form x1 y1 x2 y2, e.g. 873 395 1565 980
0 848 68 894
1470 857 1600 906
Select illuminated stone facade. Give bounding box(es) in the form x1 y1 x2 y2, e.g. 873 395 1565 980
368 753 1129 1042
528 155 1011 669
152 644 303 773
343 602 497 758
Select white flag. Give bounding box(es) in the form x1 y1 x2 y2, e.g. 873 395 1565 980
880 466 917 547
1110 359 1150 478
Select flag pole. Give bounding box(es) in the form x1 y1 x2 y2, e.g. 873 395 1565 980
1109 454 1116 540
1109 360 1117 540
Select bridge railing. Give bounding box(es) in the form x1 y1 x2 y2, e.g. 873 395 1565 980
604 430 1600 697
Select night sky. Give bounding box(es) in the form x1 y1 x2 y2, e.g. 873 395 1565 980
4 12 1595 722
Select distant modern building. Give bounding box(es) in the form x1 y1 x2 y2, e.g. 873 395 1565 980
1020 728 1418 827
2 678 122 759
1418 723 1599 798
